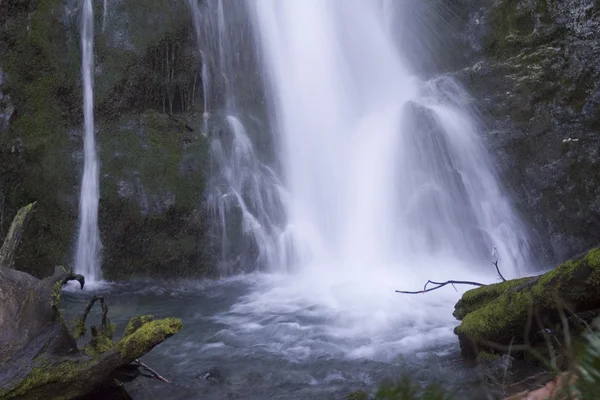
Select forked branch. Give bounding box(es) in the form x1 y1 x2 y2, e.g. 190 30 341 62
395 254 510 294
395 279 485 295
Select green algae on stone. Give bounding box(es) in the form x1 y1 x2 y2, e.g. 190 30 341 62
454 248 600 358
124 314 155 337
84 333 115 358
453 276 534 320
117 317 183 360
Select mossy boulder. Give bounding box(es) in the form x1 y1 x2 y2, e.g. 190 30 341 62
453 277 533 320
454 248 600 359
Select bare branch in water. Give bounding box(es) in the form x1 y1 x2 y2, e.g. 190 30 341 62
395 280 485 295
135 359 171 383
395 257 512 294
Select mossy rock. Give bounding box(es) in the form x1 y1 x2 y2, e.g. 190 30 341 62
454 248 600 358
453 276 534 320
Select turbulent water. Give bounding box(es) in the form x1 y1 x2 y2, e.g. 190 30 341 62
62 279 505 399
75 0 102 283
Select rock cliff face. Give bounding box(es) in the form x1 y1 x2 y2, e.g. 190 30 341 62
0 0 598 278
0 0 217 279
452 0 600 265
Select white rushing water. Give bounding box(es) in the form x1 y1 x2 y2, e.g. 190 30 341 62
190 0 533 357
75 0 102 283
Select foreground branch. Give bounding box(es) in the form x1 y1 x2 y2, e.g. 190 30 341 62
135 359 171 383
395 256 511 295
395 279 485 295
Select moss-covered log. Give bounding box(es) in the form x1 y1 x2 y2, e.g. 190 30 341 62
454 248 600 359
0 206 183 399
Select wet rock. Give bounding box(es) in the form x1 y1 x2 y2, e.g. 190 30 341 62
453 0 600 264
0 68 14 133
198 367 223 383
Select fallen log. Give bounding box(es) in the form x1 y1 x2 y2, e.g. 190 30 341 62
0 204 183 399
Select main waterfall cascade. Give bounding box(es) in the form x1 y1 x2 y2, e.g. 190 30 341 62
189 0 533 356
75 0 102 283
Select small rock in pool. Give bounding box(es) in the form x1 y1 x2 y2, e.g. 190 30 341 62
198 367 223 382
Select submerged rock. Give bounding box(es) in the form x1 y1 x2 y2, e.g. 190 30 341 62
198 367 223 383
454 247 600 359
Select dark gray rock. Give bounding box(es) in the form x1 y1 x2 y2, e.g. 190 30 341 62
0 69 14 133
451 0 600 265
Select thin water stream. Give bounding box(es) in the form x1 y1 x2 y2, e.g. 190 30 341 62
75 0 102 283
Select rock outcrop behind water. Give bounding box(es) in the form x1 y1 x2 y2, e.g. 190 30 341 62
0 0 217 279
452 0 600 264
1 0 598 278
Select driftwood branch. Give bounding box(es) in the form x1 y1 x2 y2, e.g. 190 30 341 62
395 279 485 295
134 359 171 383
395 256 512 294
0 202 36 269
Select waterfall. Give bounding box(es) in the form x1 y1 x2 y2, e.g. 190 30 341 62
187 0 533 352
190 0 531 275
75 0 102 283
188 0 286 273
102 0 108 32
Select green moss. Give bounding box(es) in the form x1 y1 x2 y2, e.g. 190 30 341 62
347 390 370 400
84 333 115 358
455 248 600 356
3 202 34 240
72 318 86 340
476 351 501 364
1 316 183 399
123 315 155 337
0 0 80 278
0 358 88 400
50 281 62 310
116 317 182 358
453 277 532 320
